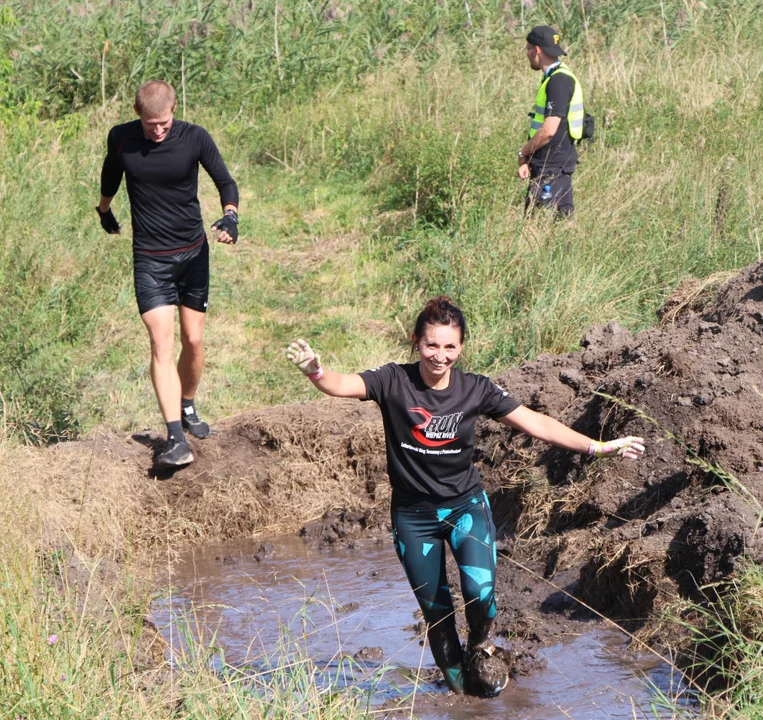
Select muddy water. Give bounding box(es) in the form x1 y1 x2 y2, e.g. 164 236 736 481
152 536 694 719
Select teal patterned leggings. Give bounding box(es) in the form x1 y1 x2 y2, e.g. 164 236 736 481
391 490 498 686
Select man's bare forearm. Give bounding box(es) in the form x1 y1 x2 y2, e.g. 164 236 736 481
520 130 552 158
519 116 562 161
98 196 114 212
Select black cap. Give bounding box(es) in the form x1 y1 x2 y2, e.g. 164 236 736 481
526 25 567 57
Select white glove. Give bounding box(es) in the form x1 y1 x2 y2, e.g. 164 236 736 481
588 436 645 460
286 339 323 380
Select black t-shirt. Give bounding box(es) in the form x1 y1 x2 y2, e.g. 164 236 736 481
360 363 520 508
529 68 578 175
100 120 239 254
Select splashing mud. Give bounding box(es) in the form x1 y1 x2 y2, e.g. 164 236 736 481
152 536 695 718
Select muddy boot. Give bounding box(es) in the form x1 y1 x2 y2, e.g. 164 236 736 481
441 663 465 694
463 641 509 698
427 617 466 694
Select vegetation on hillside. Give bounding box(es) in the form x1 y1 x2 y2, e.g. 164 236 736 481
1 0 760 443
0 0 761 716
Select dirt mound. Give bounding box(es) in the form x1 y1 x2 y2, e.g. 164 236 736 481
483 260 763 639
70 398 386 546
25 261 763 652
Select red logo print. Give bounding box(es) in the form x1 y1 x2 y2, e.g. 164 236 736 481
409 407 463 447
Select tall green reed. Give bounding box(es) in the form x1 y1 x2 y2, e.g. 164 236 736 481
1 0 761 442
2 0 760 118
662 563 763 719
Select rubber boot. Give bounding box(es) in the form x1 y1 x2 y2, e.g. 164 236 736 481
427 616 466 694
465 603 494 648
463 612 509 697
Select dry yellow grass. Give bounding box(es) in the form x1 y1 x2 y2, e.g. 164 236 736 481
0 398 385 563
658 270 738 326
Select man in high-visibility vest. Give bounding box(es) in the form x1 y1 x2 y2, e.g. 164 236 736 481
518 26 583 218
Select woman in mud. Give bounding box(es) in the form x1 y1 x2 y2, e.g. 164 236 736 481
286 296 644 697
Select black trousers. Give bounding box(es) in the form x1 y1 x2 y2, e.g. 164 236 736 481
525 170 574 218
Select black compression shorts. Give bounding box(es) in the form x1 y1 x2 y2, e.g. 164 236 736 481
133 239 209 315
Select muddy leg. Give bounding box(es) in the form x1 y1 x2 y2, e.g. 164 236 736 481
465 606 494 648
447 493 507 696
391 507 465 693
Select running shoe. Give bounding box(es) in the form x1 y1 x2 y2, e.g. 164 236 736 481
463 641 509 698
182 407 211 439
155 436 194 467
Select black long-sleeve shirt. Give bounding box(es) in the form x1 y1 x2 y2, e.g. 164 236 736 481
100 119 239 254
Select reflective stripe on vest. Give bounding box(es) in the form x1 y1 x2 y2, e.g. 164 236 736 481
528 63 584 140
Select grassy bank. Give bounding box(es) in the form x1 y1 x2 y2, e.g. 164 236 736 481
1 0 761 442
0 432 393 718
686 564 763 718
0 541 384 718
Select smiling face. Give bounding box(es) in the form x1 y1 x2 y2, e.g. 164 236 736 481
136 106 175 143
415 323 464 388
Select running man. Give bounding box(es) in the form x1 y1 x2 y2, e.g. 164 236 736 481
97 80 239 468
287 297 645 697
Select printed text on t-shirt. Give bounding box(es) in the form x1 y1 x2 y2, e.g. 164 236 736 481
400 442 462 456
409 407 463 447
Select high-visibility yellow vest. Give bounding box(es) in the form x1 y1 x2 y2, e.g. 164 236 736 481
528 62 584 140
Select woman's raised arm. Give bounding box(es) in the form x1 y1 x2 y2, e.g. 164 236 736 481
286 339 367 399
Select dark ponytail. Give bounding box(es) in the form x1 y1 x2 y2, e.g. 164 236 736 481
412 296 467 350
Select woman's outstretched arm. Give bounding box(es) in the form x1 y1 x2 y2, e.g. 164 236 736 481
286 339 367 399
499 405 645 460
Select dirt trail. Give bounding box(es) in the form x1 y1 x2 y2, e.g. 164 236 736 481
55 261 763 652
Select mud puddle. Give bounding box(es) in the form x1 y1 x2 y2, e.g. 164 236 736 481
152 536 695 719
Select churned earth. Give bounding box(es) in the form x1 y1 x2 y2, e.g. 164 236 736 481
44 260 763 694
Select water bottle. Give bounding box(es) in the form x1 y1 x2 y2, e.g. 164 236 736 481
540 184 552 201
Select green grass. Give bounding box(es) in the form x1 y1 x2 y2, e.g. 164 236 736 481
660 563 763 720
0 547 388 718
1 0 761 440
1 5 763 711
3 44 762 439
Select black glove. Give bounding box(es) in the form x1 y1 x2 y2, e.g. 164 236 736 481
212 209 239 244
95 206 120 234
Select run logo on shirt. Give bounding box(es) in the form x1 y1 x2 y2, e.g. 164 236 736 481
409 407 463 447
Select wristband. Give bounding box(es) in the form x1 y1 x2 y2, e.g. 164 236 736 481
307 367 324 381
587 440 599 455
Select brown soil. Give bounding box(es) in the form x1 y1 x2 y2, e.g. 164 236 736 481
14 261 763 690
